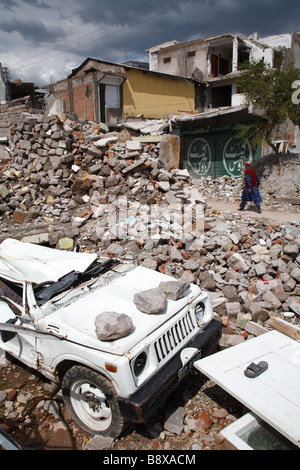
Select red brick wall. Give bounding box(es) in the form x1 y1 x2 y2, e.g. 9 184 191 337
54 88 70 113
72 77 95 121
51 76 96 121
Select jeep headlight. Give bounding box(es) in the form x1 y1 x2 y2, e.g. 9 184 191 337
132 351 147 377
195 301 206 325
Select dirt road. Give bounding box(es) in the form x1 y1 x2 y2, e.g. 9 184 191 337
206 198 300 224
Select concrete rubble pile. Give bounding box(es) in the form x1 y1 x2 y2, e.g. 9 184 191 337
0 112 299 342
0 111 300 451
0 113 205 249
201 211 300 346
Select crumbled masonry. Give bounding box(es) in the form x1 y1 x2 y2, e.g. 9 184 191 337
0 112 299 331
134 287 168 314
0 109 300 450
94 312 133 341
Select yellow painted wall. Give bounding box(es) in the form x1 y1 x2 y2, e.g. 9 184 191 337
123 69 196 119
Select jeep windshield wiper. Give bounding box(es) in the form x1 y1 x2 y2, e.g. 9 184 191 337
35 258 119 306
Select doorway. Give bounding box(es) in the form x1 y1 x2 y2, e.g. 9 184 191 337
98 75 124 125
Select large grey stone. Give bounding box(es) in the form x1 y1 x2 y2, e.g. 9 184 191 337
250 302 270 322
288 298 300 316
183 260 199 272
290 267 300 282
200 272 216 291
227 253 249 272
164 407 186 435
84 436 114 450
170 246 183 262
254 262 267 277
141 258 158 271
134 288 167 314
0 184 9 199
19 139 31 150
94 136 118 148
283 243 299 255
222 285 239 302
262 290 282 310
159 281 190 300
225 302 241 317
220 334 244 349
157 181 170 192
95 312 133 341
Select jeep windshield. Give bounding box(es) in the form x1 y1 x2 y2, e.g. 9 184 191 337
34 258 120 306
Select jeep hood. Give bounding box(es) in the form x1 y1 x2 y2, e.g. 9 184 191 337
44 266 201 355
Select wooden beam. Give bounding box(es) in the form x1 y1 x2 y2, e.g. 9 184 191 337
269 316 300 341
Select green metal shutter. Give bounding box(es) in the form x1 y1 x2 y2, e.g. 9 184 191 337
182 125 262 179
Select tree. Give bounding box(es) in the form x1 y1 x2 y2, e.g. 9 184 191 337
235 59 300 174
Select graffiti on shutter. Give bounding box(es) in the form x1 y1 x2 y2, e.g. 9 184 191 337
183 126 261 179
187 138 212 176
223 136 252 177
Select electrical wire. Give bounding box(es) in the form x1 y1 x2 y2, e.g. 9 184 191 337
9 0 195 74
9 0 169 68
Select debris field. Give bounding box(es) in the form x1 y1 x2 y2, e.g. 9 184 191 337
0 109 300 450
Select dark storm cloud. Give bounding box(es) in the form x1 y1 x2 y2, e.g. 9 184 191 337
20 0 52 8
1 0 300 84
56 0 205 62
198 0 300 37
72 0 183 25
0 17 67 43
68 0 300 62
71 0 300 37
0 0 19 10
0 0 51 8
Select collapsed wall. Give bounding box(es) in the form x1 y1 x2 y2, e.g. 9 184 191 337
0 108 300 338
0 111 205 247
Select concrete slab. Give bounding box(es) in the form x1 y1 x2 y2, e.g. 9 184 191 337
194 330 300 447
220 412 261 450
220 411 298 450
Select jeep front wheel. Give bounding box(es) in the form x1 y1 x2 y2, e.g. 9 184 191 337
61 365 127 438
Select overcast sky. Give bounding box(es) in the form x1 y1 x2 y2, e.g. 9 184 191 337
0 0 300 87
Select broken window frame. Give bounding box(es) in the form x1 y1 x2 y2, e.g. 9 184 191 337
34 258 119 306
187 50 196 58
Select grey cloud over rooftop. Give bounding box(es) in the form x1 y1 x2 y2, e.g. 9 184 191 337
0 0 299 86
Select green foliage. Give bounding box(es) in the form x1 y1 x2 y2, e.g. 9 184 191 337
234 121 265 151
235 59 300 152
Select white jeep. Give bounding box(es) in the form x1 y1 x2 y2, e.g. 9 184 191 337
0 238 221 438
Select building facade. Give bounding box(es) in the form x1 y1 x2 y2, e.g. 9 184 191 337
45 58 197 126
147 32 300 111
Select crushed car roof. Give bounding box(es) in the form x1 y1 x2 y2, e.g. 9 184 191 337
0 238 97 284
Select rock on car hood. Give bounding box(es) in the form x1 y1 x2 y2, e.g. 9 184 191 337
0 239 201 355
45 266 201 355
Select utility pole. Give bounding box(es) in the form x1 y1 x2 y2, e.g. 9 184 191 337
0 63 11 101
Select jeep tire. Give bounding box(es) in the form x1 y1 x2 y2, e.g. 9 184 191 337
62 365 127 438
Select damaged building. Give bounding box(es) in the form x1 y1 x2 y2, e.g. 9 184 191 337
0 62 46 111
146 32 300 178
0 64 7 102
147 31 300 111
44 58 197 126
41 31 300 179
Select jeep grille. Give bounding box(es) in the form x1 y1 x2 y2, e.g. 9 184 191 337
154 311 197 363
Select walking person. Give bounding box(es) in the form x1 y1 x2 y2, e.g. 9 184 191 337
239 160 262 213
